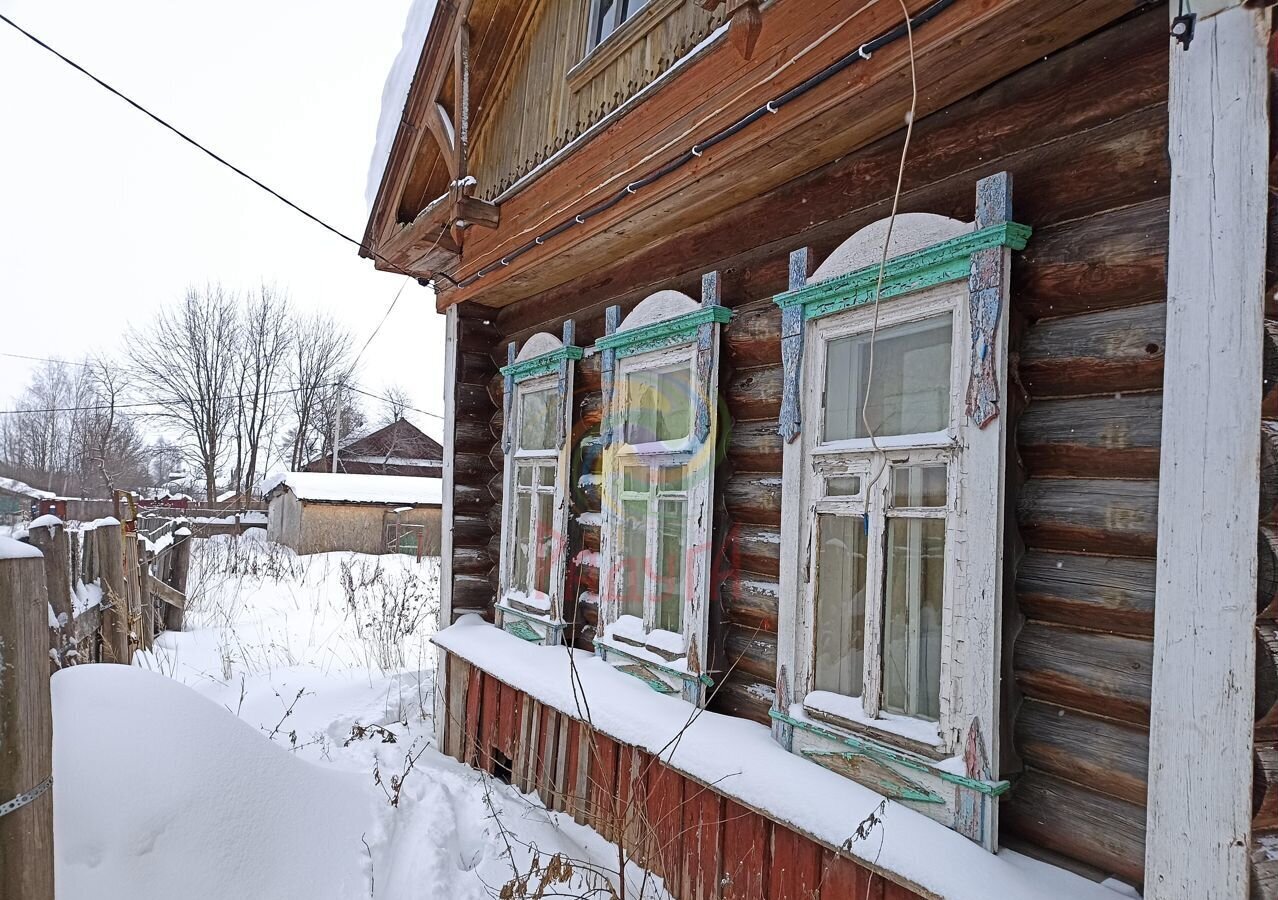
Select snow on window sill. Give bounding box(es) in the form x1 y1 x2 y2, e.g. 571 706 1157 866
802 690 945 755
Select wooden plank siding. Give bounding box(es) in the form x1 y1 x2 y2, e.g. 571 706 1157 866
446 6 1173 885
443 652 925 899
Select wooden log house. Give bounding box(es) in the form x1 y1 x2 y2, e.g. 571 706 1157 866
362 1 1274 896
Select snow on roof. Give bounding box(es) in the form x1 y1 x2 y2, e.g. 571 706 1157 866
0 476 55 500
365 0 441 212
259 471 442 506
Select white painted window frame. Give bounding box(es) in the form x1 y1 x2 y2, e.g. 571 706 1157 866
502 375 563 605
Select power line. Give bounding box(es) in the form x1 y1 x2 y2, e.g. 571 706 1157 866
0 384 338 417
0 11 386 264
347 384 443 420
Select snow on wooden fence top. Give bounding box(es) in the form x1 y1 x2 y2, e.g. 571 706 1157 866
259 472 443 506
434 617 1133 900
0 476 55 500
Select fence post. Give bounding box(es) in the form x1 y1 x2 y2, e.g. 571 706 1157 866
166 528 191 633
0 539 56 900
98 523 129 663
26 520 71 645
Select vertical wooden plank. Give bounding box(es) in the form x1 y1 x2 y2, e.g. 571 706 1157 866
682 783 724 900
1147 7 1269 900
517 698 539 793
646 759 685 897
436 305 459 746
445 655 469 763
464 662 482 768
572 723 592 826
820 850 885 900
0 548 55 900
589 732 619 840
479 673 499 773
722 800 769 899
552 711 571 812
97 523 128 664
497 681 517 763
769 825 821 900
536 704 558 808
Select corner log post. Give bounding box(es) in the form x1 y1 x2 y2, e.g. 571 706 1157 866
0 547 55 900
97 522 129 664
1145 5 1269 900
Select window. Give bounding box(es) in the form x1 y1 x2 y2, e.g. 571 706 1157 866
587 0 647 50
497 328 582 645
594 280 729 703
772 183 1029 851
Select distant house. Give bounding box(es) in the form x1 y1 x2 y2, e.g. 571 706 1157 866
303 416 443 478
260 471 442 557
0 476 56 523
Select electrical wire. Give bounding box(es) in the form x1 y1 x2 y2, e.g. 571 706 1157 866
346 384 444 420
0 383 337 417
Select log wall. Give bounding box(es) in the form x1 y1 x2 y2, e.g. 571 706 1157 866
1254 22 1278 900
441 652 924 900
449 7 1171 885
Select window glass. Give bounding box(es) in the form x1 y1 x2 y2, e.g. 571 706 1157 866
519 388 558 451
883 517 945 720
591 0 642 48
825 475 862 497
891 465 947 508
823 317 952 442
656 498 685 632
623 465 649 494
513 491 532 593
534 491 554 595
620 499 648 620
813 513 867 696
624 365 693 445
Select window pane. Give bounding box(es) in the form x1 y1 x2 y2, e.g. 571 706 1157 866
623 465 649 494
823 317 952 441
813 513 867 697
619 499 648 620
891 465 947 508
825 475 862 497
513 491 532 593
519 388 557 451
534 491 554 595
656 497 685 633
883 517 945 721
517 466 533 487
625 365 693 445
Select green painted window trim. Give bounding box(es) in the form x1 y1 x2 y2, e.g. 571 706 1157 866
503 618 543 643
769 708 1011 797
597 637 715 689
500 346 585 382
772 222 1032 321
801 749 946 805
593 305 733 359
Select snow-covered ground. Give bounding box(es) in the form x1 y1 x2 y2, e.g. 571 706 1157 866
52 533 656 900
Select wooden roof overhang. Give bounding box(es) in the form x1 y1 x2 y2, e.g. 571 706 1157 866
364 0 1142 312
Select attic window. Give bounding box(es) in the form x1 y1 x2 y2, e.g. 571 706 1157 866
589 0 647 50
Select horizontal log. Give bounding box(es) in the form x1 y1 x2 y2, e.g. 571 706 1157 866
1017 478 1159 558
574 558 599 595
575 477 602 513
1263 320 1278 418
1018 393 1162 480
147 573 185 609
723 625 776 684
707 677 773 727
488 407 504 444
722 523 781 579
577 519 601 553
1014 197 1168 321
718 575 780 632
456 415 496 453
575 392 603 433
1258 621 1278 743
1013 621 1152 726
723 300 781 368
567 592 598 628
1259 526 1278 620
452 514 494 546
576 354 602 393
453 482 494 515
452 546 494 578
1015 550 1156 637
457 314 500 351
1002 769 1146 886
456 382 496 416
1020 301 1166 399
1263 422 1278 525
1257 740 1278 831
452 574 495 612
723 365 783 422
725 419 783 474
458 349 497 386
721 475 783 527
487 371 505 409
1014 698 1148 806
454 451 498 481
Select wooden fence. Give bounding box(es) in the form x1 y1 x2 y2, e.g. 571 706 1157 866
0 516 192 897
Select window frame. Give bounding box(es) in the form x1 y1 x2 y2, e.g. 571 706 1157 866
496 329 582 645
594 278 729 705
771 180 1030 852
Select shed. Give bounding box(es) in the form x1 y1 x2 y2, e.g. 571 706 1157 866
0 476 55 525
259 472 442 557
302 416 443 478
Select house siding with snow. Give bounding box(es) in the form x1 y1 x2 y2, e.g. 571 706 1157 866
364 2 1274 898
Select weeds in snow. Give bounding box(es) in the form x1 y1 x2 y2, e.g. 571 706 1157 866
339 556 439 674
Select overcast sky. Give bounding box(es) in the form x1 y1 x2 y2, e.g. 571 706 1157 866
0 0 446 434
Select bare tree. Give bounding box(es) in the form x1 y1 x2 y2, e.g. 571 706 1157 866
128 284 240 502
283 314 356 470
231 284 292 494
377 384 412 426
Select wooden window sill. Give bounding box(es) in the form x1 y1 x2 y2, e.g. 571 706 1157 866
567 0 684 94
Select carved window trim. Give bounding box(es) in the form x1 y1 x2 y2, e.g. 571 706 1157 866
594 274 728 705
772 173 1029 852
495 325 583 645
